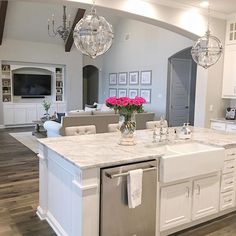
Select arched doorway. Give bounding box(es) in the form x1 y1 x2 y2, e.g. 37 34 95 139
167 47 197 127
83 65 99 108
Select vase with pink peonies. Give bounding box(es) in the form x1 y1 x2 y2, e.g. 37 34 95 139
106 96 146 145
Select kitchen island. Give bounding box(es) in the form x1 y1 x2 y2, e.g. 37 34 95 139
37 127 236 236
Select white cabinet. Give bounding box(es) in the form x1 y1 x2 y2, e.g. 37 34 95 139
192 175 220 220
160 174 221 231
14 105 27 124
220 148 236 211
3 105 14 125
3 102 66 125
222 45 236 98
210 120 236 133
160 182 192 231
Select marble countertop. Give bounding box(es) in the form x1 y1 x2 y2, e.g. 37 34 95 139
38 127 236 170
211 118 236 124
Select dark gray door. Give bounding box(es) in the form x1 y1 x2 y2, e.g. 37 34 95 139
169 58 192 127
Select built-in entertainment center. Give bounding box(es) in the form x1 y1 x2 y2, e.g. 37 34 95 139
1 63 66 126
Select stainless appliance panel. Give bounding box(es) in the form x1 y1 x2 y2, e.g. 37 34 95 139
100 160 157 236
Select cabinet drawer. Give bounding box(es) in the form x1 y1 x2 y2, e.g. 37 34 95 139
221 173 235 192
226 124 236 133
225 148 236 161
211 122 226 131
220 191 235 211
223 159 236 174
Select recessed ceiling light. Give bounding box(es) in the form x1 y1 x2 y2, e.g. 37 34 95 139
200 1 209 8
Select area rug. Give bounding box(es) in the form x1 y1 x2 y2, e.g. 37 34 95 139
9 132 39 154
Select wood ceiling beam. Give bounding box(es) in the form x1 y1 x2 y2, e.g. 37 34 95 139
0 1 8 45
65 8 86 52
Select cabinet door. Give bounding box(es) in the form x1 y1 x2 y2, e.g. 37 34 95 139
26 106 37 123
226 124 236 133
160 182 192 231
4 107 14 125
222 45 236 98
192 175 220 220
210 121 226 131
14 107 27 124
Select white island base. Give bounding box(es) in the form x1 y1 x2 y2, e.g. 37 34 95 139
37 129 236 236
37 148 100 236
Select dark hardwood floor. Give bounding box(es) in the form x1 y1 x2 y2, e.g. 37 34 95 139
0 127 56 236
1 128 236 236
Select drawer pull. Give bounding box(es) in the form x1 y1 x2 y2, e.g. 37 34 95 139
225 199 232 203
228 153 236 156
186 187 190 198
196 184 201 195
227 166 234 169
226 181 234 184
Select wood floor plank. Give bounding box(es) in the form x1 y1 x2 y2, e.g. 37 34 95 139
0 127 56 236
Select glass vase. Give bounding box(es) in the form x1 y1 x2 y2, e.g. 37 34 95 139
119 113 136 146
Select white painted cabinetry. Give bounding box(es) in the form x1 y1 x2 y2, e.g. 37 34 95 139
211 120 236 133
3 102 66 125
160 182 192 231
222 45 236 98
192 175 220 220
222 18 236 98
220 148 236 211
160 173 220 231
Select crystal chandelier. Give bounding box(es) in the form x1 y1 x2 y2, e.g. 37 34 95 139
48 6 71 41
73 0 114 59
191 5 223 69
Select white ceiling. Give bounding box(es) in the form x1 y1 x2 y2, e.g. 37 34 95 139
147 0 236 16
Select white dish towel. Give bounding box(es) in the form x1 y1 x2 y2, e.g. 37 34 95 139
127 169 143 209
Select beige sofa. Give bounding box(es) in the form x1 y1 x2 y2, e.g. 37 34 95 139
44 112 155 137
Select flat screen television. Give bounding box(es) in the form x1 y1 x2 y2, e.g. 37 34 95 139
13 74 51 97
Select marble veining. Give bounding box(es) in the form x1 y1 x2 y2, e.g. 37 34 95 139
38 127 236 169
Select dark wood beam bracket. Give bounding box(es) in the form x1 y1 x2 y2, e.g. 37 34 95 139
65 8 85 52
0 0 8 46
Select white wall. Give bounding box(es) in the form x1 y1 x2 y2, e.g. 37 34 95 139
100 19 193 118
0 39 83 125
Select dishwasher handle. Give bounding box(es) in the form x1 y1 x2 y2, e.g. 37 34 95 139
105 166 157 179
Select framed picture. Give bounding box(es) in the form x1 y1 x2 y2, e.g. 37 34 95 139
129 89 138 99
118 72 127 85
140 89 151 103
140 70 152 85
129 71 139 85
109 88 117 97
56 88 62 94
118 89 127 98
109 73 117 85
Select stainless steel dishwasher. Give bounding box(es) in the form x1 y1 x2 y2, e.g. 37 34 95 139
100 160 157 236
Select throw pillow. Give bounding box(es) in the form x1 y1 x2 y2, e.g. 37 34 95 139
56 113 65 123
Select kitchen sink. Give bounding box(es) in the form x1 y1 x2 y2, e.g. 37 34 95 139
159 141 225 183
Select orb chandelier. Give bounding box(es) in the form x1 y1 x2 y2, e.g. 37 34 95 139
191 5 223 69
73 0 114 59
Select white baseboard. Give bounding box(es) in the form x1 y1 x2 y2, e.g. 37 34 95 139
36 206 47 220
46 211 69 236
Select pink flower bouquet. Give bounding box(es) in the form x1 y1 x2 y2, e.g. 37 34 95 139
106 96 146 114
